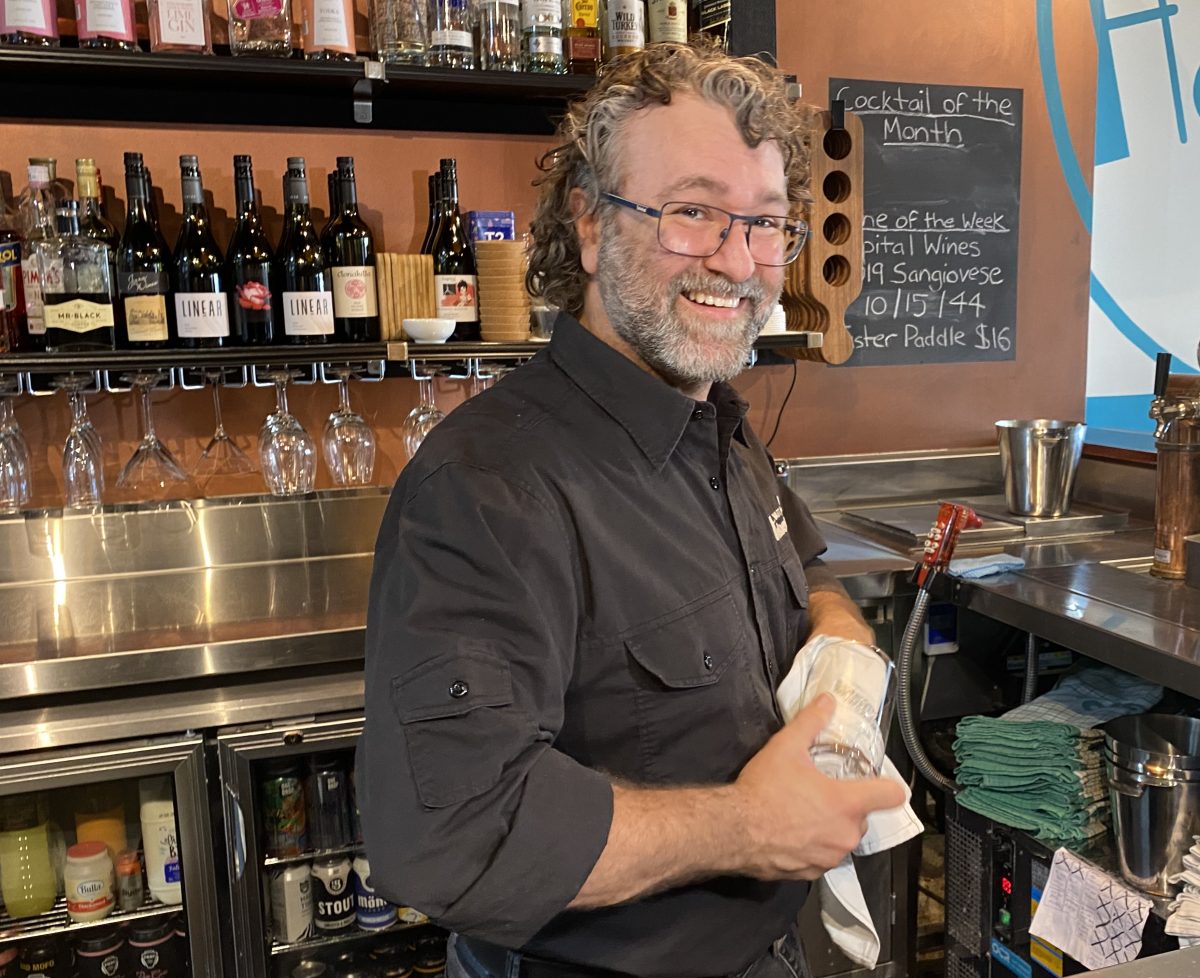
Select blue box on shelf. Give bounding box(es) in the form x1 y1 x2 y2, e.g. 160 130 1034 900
468 210 516 242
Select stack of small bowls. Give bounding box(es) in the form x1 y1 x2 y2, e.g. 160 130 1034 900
475 240 532 341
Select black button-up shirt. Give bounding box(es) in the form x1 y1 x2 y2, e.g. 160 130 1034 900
359 313 834 978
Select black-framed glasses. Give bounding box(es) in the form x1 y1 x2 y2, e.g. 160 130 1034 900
601 192 809 267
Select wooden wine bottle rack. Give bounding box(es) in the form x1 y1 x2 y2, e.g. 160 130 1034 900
779 107 865 365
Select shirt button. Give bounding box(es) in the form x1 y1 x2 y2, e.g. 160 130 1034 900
709 477 720 490
692 409 704 421
448 680 469 699
703 653 714 671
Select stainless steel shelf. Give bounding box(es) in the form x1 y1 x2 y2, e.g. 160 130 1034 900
0 896 180 946
270 919 426 956
263 844 362 869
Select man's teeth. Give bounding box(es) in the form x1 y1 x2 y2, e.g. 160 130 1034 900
685 291 740 308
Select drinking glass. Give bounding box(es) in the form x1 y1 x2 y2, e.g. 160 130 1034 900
56 376 105 509
402 375 445 460
117 373 190 496
195 370 256 484
322 371 376 486
259 371 316 496
0 388 31 513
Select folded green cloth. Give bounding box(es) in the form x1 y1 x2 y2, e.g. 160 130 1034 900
958 787 1105 844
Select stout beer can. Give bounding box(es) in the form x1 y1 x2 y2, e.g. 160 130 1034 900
311 856 354 933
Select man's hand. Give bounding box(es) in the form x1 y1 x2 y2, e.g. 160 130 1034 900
730 694 906 880
807 589 877 646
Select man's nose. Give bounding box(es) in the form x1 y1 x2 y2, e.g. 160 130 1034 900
702 223 757 282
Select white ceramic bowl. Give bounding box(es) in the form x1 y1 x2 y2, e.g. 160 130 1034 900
403 318 455 343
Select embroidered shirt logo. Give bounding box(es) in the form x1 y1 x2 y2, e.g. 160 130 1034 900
769 500 788 541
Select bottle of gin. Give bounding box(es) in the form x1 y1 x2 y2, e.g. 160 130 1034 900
520 0 564 72
229 0 292 55
38 200 119 353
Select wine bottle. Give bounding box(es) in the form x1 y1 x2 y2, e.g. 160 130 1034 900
278 157 334 345
321 170 340 240
118 152 173 350
418 172 440 255
430 158 478 341
76 159 119 251
322 157 379 343
172 155 230 349
227 154 278 345
39 201 118 353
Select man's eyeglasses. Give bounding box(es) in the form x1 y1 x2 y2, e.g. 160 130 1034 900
601 192 810 267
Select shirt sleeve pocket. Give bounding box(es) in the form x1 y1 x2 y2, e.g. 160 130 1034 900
624 590 742 688
781 555 810 610
391 649 528 809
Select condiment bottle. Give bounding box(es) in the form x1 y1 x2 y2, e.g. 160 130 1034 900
65 840 116 922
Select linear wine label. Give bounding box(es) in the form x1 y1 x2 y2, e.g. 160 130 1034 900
331 267 377 318
283 291 334 335
175 293 230 338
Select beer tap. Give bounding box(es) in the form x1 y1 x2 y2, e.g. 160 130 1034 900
1150 353 1200 440
1149 352 1200 579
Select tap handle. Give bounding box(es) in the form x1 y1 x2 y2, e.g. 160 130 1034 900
1155 352 1172 398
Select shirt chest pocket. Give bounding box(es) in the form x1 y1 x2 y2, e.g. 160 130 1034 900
622 588 751 784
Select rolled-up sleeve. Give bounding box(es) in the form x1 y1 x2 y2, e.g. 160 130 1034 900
358 461 614 946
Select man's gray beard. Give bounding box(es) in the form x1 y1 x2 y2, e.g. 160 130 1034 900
595 217 777 390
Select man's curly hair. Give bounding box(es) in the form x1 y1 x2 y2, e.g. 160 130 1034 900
526 39 810 319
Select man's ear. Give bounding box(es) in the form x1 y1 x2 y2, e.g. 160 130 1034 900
570 187 600 276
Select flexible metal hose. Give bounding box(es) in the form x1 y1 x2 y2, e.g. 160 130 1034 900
1022 632 1038 704
896 587 957 794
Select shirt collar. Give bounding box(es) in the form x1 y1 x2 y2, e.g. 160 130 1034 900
548 312 748 468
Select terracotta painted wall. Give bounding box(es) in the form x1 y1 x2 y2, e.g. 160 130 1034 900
736 0 1100 457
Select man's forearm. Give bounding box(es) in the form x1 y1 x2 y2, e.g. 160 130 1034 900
567 783 745 909
807 587 876 646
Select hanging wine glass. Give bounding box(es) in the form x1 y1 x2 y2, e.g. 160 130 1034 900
322 369 376 487
0 384 31 514
116 372 191 496
402 374 445 460
195 369 256 484
259 370 316 496
53 375 105 510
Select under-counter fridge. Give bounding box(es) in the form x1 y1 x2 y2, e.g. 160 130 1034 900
215 712 445 978
0 735 222 978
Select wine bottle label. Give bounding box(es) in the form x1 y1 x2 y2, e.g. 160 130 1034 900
2 0 54 34
175 292 231 338
232 0 283 19
431 29 472 48
78 0 134 39
568 0 596 28
235 280 273 311
0 241 20 314
308 0 352 52
434 273 478 323
283 291 335 336
331 267 378 319
157 0 206 46
121 269 169 295
44 298 115 333
647 0 686 42
528 35 562 54
124 295 169 342
607 0 644 48
521 0 560 28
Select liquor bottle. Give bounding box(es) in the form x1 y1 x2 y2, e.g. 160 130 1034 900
25 158 70 212
601 0 642 59
227 155 278 345
0 195 25 353
147 0 214 53
476 0 520 71
429 158 478 341
428 0 475 68
418 173 440 255
277 158 334 345
302 0 354 59
563 0 598 74
229 0 292 56
172 156 230 349
322 157 378 343
75 0 138 49
117 152 173 350
370 0 428 65
38 201 119 353
646 0 683 42
693 0 727 48
0 0 59 46
17 162 57 351
521 0 564 72
75 159 119 251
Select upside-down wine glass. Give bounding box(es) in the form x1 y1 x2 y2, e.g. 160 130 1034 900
195 369 256 484
55 375 105 509
402 374 445 460
259 370 316 496
322 369 376 487
0 384 31 513
117 372 190 495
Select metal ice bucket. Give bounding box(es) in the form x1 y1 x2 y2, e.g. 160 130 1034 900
995 419 1086 517
1102 715 1200 896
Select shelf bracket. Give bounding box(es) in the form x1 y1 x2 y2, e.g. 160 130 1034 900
353 61 385 126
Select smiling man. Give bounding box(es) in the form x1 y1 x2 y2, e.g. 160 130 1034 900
358 41 904 978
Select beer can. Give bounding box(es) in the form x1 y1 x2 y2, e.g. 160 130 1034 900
311 856 354 933
306 754 351 851
351 855 397 930
74 930 124 978
269 863 314 945
261 759 307 857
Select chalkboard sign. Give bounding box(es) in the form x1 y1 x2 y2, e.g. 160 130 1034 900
830 78 1023 366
